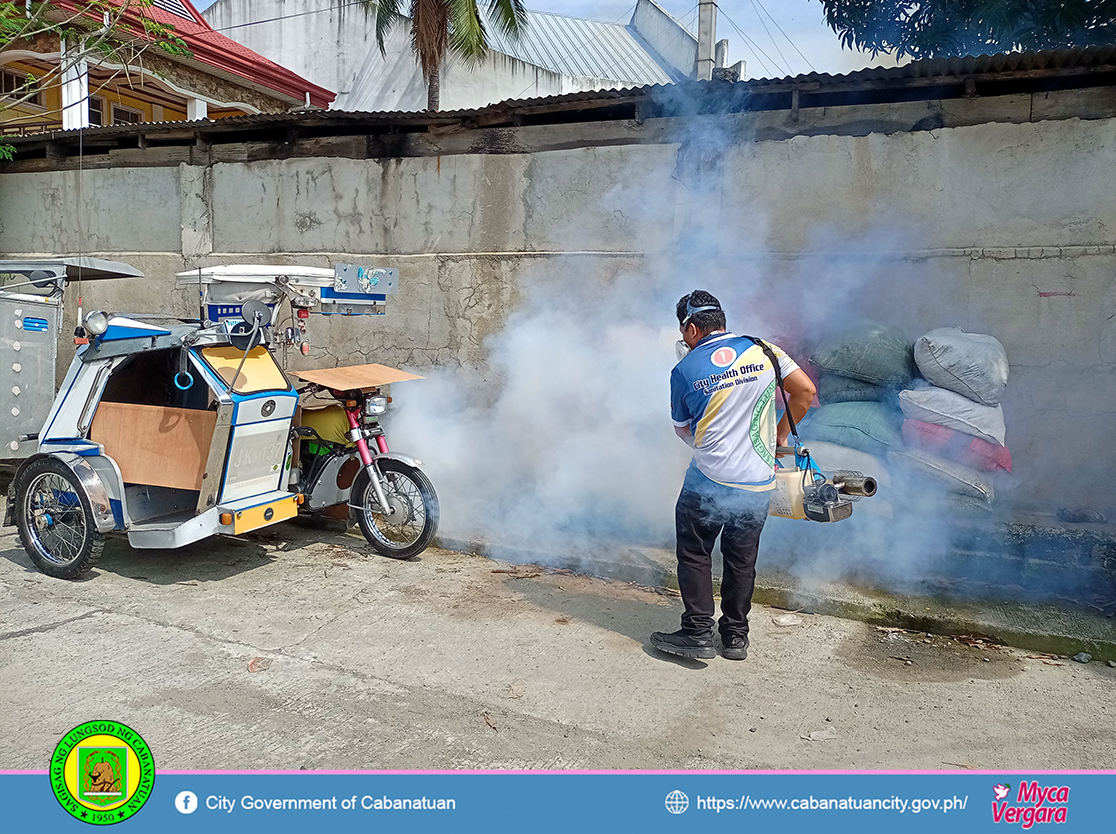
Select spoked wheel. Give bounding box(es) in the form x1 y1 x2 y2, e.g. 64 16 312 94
15 458 105 579
352 459 439 559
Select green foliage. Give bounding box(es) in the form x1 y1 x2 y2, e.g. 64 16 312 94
0 143 15 161
818 0 1116 59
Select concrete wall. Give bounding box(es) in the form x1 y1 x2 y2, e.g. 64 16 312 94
631 0 697 80
2 112 1115 519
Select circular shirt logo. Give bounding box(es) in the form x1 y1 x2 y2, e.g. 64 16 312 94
710 346 737 368
50 720 154 825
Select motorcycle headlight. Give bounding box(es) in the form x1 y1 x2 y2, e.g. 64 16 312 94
84 310 110 336
364 396 388 417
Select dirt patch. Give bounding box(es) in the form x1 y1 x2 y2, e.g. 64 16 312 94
837 625 1024 683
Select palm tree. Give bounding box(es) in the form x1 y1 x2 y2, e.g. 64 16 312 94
363 0 528 112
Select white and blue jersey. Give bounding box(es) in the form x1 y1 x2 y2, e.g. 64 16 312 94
671 332 799 493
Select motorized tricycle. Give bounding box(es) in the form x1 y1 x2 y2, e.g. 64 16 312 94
2 262 438 577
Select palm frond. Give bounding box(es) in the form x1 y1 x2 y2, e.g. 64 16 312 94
486 0 527 39
358 0 405 56
447 0 487 65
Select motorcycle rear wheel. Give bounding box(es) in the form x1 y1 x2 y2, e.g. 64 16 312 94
352 459 439 559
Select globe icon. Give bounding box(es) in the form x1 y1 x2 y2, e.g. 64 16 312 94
665 790 689 814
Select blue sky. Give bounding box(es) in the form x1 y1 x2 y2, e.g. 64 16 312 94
192 0 898 79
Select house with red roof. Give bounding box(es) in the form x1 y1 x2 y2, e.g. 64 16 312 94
1 0 333 136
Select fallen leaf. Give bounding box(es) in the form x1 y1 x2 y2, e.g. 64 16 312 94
248 657 272 673
483 713 498 732
555 616 571 625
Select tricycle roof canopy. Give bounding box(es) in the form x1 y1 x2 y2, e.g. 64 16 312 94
175 264 335 287
0 258 144 282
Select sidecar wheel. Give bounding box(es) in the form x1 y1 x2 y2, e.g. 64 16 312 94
15 458 105 579
353 460 439 560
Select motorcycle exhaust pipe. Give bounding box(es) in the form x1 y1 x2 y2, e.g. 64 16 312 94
833 474 877 497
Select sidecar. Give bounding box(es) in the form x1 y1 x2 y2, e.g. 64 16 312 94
2 311 302 578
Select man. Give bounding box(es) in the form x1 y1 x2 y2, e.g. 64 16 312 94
651 290 816 661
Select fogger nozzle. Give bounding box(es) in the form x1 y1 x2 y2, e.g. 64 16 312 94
833 474 877 497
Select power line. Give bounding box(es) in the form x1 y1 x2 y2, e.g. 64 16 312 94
207 0 369 33
717 5 788 77
748 0 790 74
752 0 816 73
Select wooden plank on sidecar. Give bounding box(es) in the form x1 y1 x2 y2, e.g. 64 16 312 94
289 363 423 391
90 402 217 491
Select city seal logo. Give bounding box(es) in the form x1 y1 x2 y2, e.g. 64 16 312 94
50 721 154 825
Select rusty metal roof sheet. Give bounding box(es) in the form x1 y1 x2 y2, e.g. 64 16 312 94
746 43 1116 86
8 44 1116 146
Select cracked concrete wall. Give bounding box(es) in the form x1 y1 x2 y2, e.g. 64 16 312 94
1 114 1115 514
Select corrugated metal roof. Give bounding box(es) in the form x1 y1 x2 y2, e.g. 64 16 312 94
747 43 1116 87
9 44 1116 147
481 8 675 86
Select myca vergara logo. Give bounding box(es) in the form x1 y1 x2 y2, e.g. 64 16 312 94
50 720 155 825
991 781 1069 828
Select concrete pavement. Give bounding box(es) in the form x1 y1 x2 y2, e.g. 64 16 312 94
2 523 1115 771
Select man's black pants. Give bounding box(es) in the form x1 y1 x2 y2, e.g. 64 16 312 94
675 486 770 640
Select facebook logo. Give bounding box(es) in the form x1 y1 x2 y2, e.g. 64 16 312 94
175 790 198 814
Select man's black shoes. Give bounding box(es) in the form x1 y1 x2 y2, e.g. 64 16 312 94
721 635 749 661
650 629 716 659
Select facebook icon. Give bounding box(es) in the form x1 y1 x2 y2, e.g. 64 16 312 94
175 790 198 814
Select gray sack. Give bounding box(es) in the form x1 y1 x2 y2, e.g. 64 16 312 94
913 327 1008 406
809 323 917 388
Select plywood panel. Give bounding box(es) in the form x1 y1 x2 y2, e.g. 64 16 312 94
90 402 216 491
290 363 423 390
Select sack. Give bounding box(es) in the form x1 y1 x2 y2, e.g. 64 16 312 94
801 402 902 457
888 447 995 506
801 440 892 487
817 373 896 406
902 419 1012 473
898 386 1006 447
809 323 917 388
914 327 1009 406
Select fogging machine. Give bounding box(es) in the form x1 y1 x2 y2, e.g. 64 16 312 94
741 336 877 523
770 445 877 523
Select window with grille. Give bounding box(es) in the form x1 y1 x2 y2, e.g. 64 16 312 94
1 69 43 106
112 104 143 125
152 0 195 20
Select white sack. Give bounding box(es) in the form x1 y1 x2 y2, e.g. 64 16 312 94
888 447 994 506
913 327 1008 406
898 386 1007 446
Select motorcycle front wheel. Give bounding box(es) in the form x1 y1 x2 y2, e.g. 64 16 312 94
352 459 439 559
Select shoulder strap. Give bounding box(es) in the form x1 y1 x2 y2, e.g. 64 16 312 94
742 335 799 440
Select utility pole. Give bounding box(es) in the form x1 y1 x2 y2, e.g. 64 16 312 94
696 0 717 81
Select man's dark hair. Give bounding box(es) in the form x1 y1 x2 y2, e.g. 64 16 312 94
676 290 726 333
